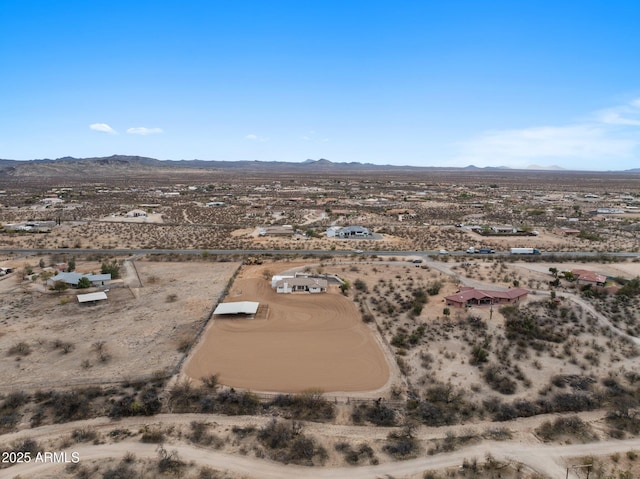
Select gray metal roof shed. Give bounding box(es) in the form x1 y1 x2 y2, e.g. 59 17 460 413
77 292 108 303
213 301 260 315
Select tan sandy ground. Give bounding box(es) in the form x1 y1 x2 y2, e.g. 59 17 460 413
184 266 390 393
0 258 239 391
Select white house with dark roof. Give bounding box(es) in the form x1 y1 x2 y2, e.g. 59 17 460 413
336 225 371 238
125 209 147 218
275 277 328 294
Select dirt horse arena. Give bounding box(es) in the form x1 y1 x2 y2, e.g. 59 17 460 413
184 265 390 393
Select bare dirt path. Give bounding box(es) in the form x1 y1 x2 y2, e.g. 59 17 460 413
0 410 619 479
6 432 640 479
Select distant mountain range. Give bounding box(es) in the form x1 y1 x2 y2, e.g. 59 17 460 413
0 155 638 177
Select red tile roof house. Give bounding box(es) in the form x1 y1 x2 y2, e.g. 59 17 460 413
571 269 607 287
445 287 529 308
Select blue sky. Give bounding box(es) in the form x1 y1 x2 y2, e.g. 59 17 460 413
1 1 640 170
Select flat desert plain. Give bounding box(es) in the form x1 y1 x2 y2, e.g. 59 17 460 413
184 265 390 393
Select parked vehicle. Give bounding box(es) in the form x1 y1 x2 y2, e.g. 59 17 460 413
510 247 541 255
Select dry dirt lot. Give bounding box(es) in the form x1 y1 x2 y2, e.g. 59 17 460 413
0 258 239 392
184 263 390 394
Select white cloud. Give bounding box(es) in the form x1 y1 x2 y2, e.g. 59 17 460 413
301 131 327 142
127 127 163 135
464 125 634 159
596 99 640 126
245 133 269 142
599 111 640 126
458 99 640 168
89 123 117 134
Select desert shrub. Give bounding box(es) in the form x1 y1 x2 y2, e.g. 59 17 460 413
258 419 296 449
8 342 31 356
2 391 29 411
257 419 327 465
47 388 102 422
269 390 335 422
166 293 178 303
551 375 595 391
0 412 19 430
52 280 69 292
101 260 120 279
188 421 223 448
544 392 601 413
110 387 161 418
536 416 597 442
351 401 397 426
427 281 442 296
336 442 375 464
354 279 368 292
502 308 563 344
216 389 260 415
140 428 165 443
606 397 640 434
156 446 186 474
413 400 457 426
201 374 219 390
483 363 517 395
71 428 98 443
168 380 203 412
383 427 419 459
391 333 407 348
102 462 137 479
618 278 640 298
52 339 75 354
231 425 256 438
470 344 489 364
8 438 42 455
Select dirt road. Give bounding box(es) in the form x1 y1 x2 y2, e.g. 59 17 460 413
0 410 632 479
6 433 640 479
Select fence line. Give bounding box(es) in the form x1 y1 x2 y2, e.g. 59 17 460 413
170 263 243 377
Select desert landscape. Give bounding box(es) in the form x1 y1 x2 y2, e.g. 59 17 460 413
1 160 640 478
